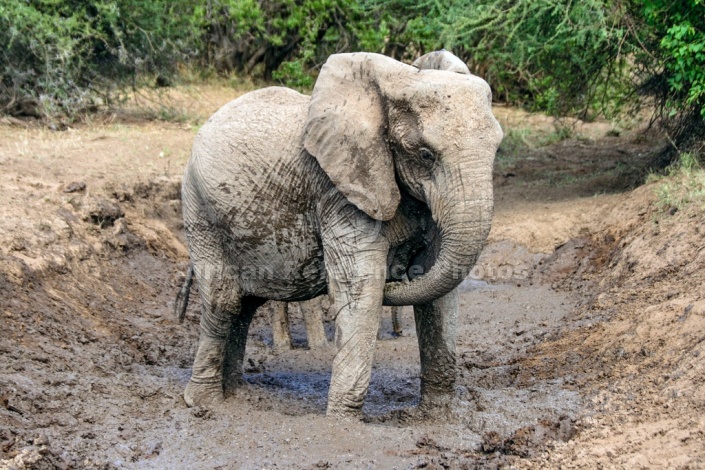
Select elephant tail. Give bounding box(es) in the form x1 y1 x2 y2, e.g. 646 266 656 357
174 263 194 324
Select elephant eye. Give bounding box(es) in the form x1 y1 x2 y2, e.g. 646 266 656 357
419 148 436 163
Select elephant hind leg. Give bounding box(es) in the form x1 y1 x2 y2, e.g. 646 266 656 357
183 260 242 406
223 296 264 396
181 206 266 407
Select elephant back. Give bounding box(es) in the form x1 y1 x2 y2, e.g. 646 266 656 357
184 87 317 226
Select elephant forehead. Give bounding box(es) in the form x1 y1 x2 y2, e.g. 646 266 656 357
408 71 492 105
413 93 502 151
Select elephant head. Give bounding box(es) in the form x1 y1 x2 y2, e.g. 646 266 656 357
304 51 503 306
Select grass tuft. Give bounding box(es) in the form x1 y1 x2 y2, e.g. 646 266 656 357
652 153 705 211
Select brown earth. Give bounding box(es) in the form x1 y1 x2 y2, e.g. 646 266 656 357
1 87 704 469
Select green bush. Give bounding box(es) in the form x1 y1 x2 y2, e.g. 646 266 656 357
629 0 705 159
198 0 380 81
0 0 199 119
1 0 703 157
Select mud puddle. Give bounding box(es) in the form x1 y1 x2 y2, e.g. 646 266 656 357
1 249 581 469
125 278 579 468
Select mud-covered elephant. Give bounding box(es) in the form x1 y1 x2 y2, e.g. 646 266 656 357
178 50 502 418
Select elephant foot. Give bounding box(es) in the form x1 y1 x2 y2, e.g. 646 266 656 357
326 404 363 421
223 375 248 399
419 390 454 411
183 380 224 407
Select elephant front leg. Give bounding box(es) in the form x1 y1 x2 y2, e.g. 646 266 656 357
414 288 459 410
324 249 388 419
326 278 385 419
319 190 390 419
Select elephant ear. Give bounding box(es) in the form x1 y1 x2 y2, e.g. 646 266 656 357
412 50 471 75
304 53 402 221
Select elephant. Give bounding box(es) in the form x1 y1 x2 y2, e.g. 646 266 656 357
272 298 329 350
382 306 404 338
177 49 502 418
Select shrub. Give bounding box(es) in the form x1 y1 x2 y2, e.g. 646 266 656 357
0 0 199 120
2 0 703 158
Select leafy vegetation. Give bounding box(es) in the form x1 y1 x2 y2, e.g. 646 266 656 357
0 0 198 119
1 0 703 159
196 0 382 84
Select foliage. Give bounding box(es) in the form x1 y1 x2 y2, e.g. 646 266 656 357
628 0 705 159
1 0 704 157
356 0 446 60
0 0 199 119
0 0 382 118
197 0 381 81
632 0 705 117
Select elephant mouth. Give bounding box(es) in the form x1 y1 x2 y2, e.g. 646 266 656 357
383 162 493 306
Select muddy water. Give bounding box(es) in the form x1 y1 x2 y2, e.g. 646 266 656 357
123 280 579 469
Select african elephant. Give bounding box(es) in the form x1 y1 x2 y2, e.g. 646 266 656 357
178 50 502 418
272 298 329 350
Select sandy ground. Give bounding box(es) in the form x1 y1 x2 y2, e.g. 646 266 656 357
1 87 704 469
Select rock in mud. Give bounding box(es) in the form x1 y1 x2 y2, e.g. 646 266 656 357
0 435 68 470
83 198 124 228
481 416 577 457
190 406 213 420
63 181 86 193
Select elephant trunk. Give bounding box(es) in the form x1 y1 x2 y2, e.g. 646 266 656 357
383 157 493 306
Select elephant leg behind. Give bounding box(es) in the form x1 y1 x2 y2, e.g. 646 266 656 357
272 302 293 351
300 297 329 348
414 289 459 410
377 306 404 339
391 306 403 336
273 299 329 350
183 209 264 406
